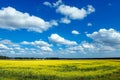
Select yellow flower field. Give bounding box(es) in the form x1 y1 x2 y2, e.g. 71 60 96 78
0 60 120 80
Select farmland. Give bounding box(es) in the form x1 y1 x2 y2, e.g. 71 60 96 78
0 60 120 80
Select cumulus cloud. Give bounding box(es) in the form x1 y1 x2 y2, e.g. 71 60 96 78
87 5 95 14
43 0 95 24
53 0 62 7
87 22 92 27
72 30 80 35
87 28 120 45
0 7 57 33
43 1 52 7
47 28 120 54
81 41 94 49
0 39 53 57
21 40 53 52
0 39 22 55
49 34 77 45
1 28 120 57
43 0 62 7
56 5 95 20
86 28 120 51
65 45 84 54
21 40 52 47
59 41 96 54
56 28 120 54
0 44 8 49
60 17 71 24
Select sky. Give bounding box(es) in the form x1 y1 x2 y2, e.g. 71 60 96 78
0 0 120 58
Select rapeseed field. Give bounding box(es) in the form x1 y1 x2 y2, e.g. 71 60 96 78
0 60 120 80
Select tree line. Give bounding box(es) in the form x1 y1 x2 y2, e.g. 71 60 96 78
0 55 120 60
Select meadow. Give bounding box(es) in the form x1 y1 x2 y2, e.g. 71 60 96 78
0 59 120 80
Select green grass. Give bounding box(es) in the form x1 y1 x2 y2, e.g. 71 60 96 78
0 60 120 80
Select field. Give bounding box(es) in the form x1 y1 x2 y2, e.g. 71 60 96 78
0 60 120 80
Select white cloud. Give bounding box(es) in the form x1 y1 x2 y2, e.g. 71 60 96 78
40 46 52 52
0 39 53 57
21 40 53 52
43 0 95 24
49 34 77 45
87 28 120 45
53 0 62 7
21 41 29 45
1 28 120 57
43 0 62 7
72 30 80 35
0 7 57 33
86 28 120 51
0 39 20 48
50 20 58 26
60 17 71 24
43 1 52 7
87 5 95 14
63 41 96 54
55 28 120 54
0 44 8 49
56 4 95 20
0 39 23 56
21 40 52 47
57 5 86 20
87 22 92 27
65 45 84 54
48 28 119 54
81 41 94 49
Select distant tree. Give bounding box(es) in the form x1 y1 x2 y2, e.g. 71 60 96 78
0 55 10 59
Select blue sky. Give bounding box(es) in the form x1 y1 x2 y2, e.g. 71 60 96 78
0 0 120 58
